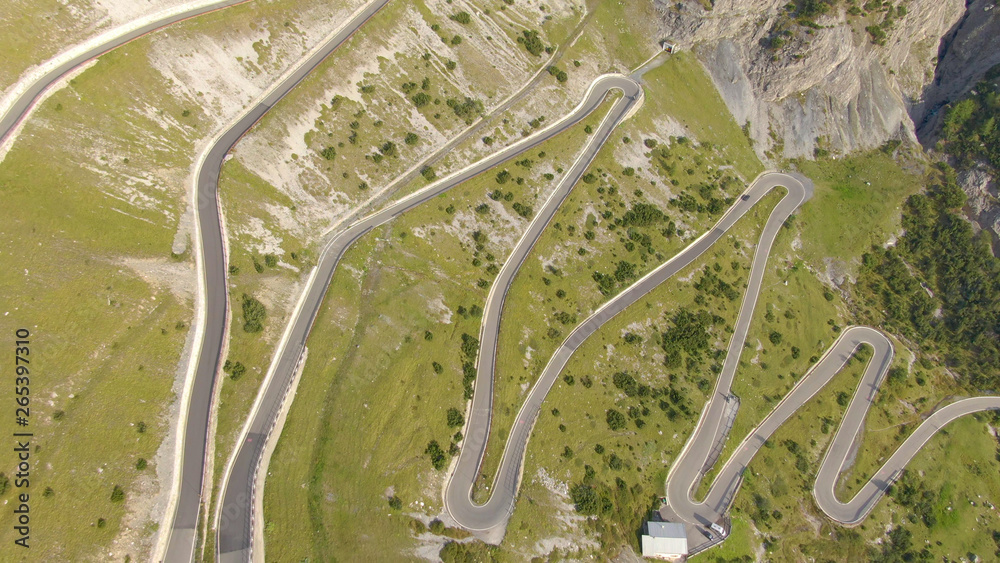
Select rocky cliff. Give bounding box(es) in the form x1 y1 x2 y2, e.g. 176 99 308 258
651 0 999 160
652 0 1000 243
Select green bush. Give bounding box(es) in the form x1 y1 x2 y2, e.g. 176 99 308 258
517 29 545 56
446 407 465 427
241 293 267 333
411 92 431 107
110 485 125 503
429 519 446 535
425 440 447 470
446 97 483 123
606 409 627 431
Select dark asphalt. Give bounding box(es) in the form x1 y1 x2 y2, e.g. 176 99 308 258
215 73 642 561
162 1 392 561
443 75 642 532
444 172 811 533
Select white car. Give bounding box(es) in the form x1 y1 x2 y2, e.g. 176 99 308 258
710 522 726 536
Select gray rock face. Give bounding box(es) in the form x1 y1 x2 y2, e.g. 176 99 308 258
959 163 1000 242
653 0 969 160
914 0 1000 141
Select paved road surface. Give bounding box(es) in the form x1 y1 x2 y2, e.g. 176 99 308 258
444 171 811 531
162 1 392 562
0 0 250 149
442 77 642 533
658 189 1000 539
215 73 641 561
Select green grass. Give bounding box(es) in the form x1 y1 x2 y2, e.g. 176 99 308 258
697 514 755 561
0 0 111 90
794 150 923 268
492 190 784 559
0 31 206 563
834 335 965 501
261 101 605 560
563 0 661 71
478 50 765 499
635 52 764 181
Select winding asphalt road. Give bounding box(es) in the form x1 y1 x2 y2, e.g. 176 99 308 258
444 171 812 531
0 0 251 150
676 324 1000 528
163 1 392 561
655 185 1000 539
446 160 998 543
441 76 643 533
214 73 641 561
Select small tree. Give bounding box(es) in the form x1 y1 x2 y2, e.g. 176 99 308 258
241 293 267 333
425 440 447 470
411 92 431 107
446 408 465 427
110 485 125 503
606 409 626 431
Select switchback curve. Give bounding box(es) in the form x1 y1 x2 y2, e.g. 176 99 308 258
444 172 812 532
216 73 641 561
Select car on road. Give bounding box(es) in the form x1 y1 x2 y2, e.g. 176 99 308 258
710 522 726 536
741 194 750 201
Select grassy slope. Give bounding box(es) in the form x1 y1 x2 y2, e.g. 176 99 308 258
210 5 590 555
0 0 125 91
0 37 200 562
499 191 783 560
480 48 763 498
700 150 998 559
0 0 368 559
260 109 598 560
731 362 1000 562
696 149 925 498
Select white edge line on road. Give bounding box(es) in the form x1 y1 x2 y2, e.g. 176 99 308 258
671 177 807 503
461 172 794 532
209 0 386 547
159 1 382 557
446 84 636 528
219 57 605 561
